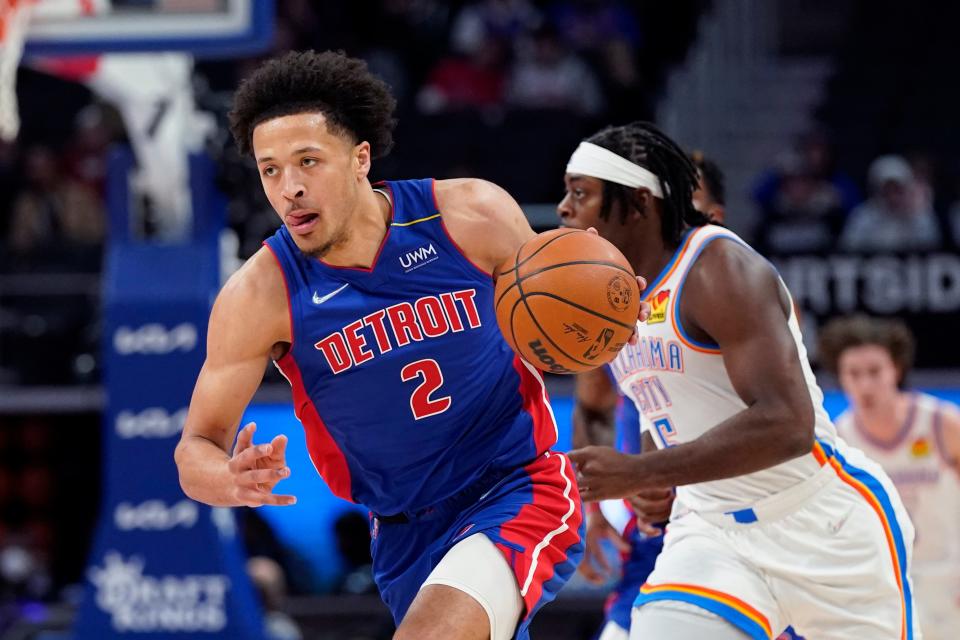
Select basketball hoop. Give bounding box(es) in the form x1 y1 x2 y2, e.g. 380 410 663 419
0 0 33 140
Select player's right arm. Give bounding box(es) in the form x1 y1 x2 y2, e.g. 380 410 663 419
174 248 296 507
572 241 817 500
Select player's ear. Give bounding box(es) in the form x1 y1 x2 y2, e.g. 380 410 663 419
354 141 371 181
631 188 652 219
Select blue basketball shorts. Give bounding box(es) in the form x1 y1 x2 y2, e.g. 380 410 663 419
369 451 585 639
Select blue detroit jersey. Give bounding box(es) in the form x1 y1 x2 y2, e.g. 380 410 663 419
264 179 557 515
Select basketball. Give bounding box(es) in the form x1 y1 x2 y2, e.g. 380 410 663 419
495 228 641 374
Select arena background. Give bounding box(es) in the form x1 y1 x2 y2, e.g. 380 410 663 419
1 0 959 638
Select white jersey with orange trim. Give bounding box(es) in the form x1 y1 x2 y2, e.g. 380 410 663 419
836 392 960 567
612 224 920 640
608 224 838 513
837 393 960 639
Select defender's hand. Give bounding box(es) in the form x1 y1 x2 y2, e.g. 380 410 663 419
228 422 297 507
578 510 631 584
626 488 674 537
569 446 643 502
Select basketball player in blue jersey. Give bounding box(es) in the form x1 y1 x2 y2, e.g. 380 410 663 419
173 50 594 640
560 122 920 639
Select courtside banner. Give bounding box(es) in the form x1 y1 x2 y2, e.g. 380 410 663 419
73 153 265 639
771 252 960 367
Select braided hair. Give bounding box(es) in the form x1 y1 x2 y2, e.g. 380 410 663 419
586 121 710 247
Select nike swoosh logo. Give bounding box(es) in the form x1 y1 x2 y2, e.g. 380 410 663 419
312 283 350 305
828 506 855 534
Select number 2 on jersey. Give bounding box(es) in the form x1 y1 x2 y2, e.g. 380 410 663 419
401 359 452 420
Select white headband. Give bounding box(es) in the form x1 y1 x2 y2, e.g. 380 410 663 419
566 141 665 198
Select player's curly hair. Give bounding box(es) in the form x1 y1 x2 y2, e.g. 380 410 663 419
818 314 915 385
229 50 397 158
586 121 710 247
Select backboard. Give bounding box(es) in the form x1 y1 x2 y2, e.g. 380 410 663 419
22 0 274 58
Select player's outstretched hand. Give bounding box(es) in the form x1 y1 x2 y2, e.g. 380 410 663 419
584 227 650 345
579 509 631 584
626 488 674 537
569 446 641 502
228 422 297 507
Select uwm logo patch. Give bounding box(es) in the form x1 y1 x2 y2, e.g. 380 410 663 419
400 243 439 272
648 289 671 324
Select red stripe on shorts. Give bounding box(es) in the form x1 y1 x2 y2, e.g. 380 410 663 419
496 452 583 617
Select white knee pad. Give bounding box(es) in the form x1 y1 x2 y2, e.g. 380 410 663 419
421 533 524 640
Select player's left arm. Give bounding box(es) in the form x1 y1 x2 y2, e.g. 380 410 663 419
434 178 537 276
572 240 815 499
939 404 960 478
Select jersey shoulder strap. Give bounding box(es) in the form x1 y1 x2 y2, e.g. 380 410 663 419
381 179 440 226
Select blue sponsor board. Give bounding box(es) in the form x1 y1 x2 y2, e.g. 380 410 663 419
74 152 264 639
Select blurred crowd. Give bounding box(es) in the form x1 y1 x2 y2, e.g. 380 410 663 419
1 0 701 387
5 1 960 389
752 130 960 255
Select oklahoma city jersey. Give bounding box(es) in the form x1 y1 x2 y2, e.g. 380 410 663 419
837 394 960 638
263 179 557 516
608 224 838 513
837 393 960 567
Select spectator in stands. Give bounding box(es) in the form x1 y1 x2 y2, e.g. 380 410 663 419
797 130 861 213
839 154 942 252
6 145 104 269
417 33 509 114
333 511 375 595
450 0 541 56
548 0 643 122
506 24 604 116
753 149 847 253
239 508 313 596
63 104 124 198
753 131 860 254
906 152 937 214
247 556 303 640
548 0 642 55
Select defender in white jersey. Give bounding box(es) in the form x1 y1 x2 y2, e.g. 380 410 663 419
562 122 920 640
820 315 960 640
